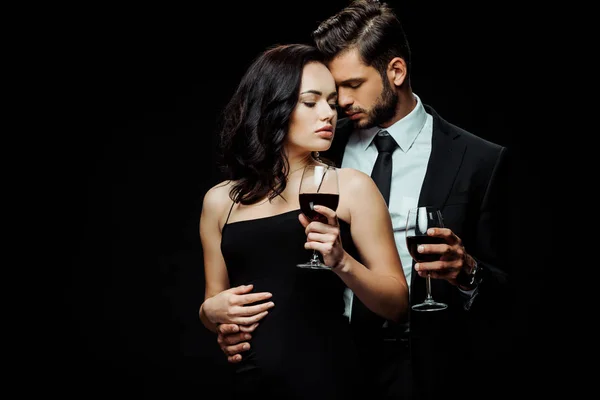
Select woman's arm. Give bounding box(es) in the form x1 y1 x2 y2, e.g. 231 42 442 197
198 184 232 333
199 184 274 333
300 168 409 322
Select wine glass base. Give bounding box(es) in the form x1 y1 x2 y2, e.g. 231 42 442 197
296 262 332 270
411 300 448 312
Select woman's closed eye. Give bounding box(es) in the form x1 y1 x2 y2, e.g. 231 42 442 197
303 102 338 110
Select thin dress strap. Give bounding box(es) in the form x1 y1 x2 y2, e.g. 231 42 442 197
224 199 236 226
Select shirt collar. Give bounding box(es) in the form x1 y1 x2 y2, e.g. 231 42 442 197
357 93 428 152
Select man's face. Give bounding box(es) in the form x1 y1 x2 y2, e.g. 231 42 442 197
328 48 398 129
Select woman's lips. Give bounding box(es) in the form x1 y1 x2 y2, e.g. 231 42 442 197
316 130 334 139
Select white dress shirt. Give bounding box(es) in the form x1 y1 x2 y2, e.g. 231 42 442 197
341 94 432 319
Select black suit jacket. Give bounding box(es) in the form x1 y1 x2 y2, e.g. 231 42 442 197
321 104 512 397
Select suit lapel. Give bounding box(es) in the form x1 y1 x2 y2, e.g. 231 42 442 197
412 106 466 296
417 106 466 210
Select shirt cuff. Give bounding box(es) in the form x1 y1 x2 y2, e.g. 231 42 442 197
459 284 480 311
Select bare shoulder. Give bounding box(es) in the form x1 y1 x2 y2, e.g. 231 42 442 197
337 167 378 193
202 180 235 215
336 167 387 223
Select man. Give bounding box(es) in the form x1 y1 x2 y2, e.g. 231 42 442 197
211 1 512 398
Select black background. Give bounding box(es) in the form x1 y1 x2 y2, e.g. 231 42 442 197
56 1 554 398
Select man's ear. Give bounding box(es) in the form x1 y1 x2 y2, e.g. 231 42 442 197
387 57 407 87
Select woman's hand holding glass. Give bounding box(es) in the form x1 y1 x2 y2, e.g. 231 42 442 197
298 205 345 270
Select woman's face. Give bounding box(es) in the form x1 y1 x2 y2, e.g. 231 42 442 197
285 62 338 155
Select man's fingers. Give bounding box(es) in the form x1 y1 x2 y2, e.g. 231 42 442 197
239 322 259 333
221 331 252 346
222 341 250 356
228 354 243 363
217 323 239 335
428 227 459 244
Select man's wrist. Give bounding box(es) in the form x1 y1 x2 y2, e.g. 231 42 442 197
456 258 482 290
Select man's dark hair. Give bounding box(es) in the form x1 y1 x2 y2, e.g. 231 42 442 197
312 0 411 83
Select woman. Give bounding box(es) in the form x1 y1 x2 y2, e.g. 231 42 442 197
199 43 408 399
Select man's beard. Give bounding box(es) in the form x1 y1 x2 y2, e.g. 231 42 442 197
352 78 399 130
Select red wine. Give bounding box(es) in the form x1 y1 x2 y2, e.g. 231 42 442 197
406 236 445 263
299 193 339 223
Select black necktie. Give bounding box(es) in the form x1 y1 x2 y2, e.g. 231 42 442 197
370 131 398 206
351 130 398 331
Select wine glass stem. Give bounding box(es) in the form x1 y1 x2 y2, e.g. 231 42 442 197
311 250 320 263
425 274 433 301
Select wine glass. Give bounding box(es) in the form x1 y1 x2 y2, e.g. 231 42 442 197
406 206 448 311
297 165 339 269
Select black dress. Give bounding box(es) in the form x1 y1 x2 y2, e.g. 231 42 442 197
221 209 366 399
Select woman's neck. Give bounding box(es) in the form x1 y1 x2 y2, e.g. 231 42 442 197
286 153 319 177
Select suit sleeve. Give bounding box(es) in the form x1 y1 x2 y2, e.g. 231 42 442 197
469 145 512 315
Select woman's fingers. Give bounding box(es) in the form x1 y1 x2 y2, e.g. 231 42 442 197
235 301 275 317
236 291 273 306
306 231 338 243
231 310 270 325
303 220 340 237
227 284 255 295
313 205 338 226
298 212 311 228
304 240 334 254
299 206 339 230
